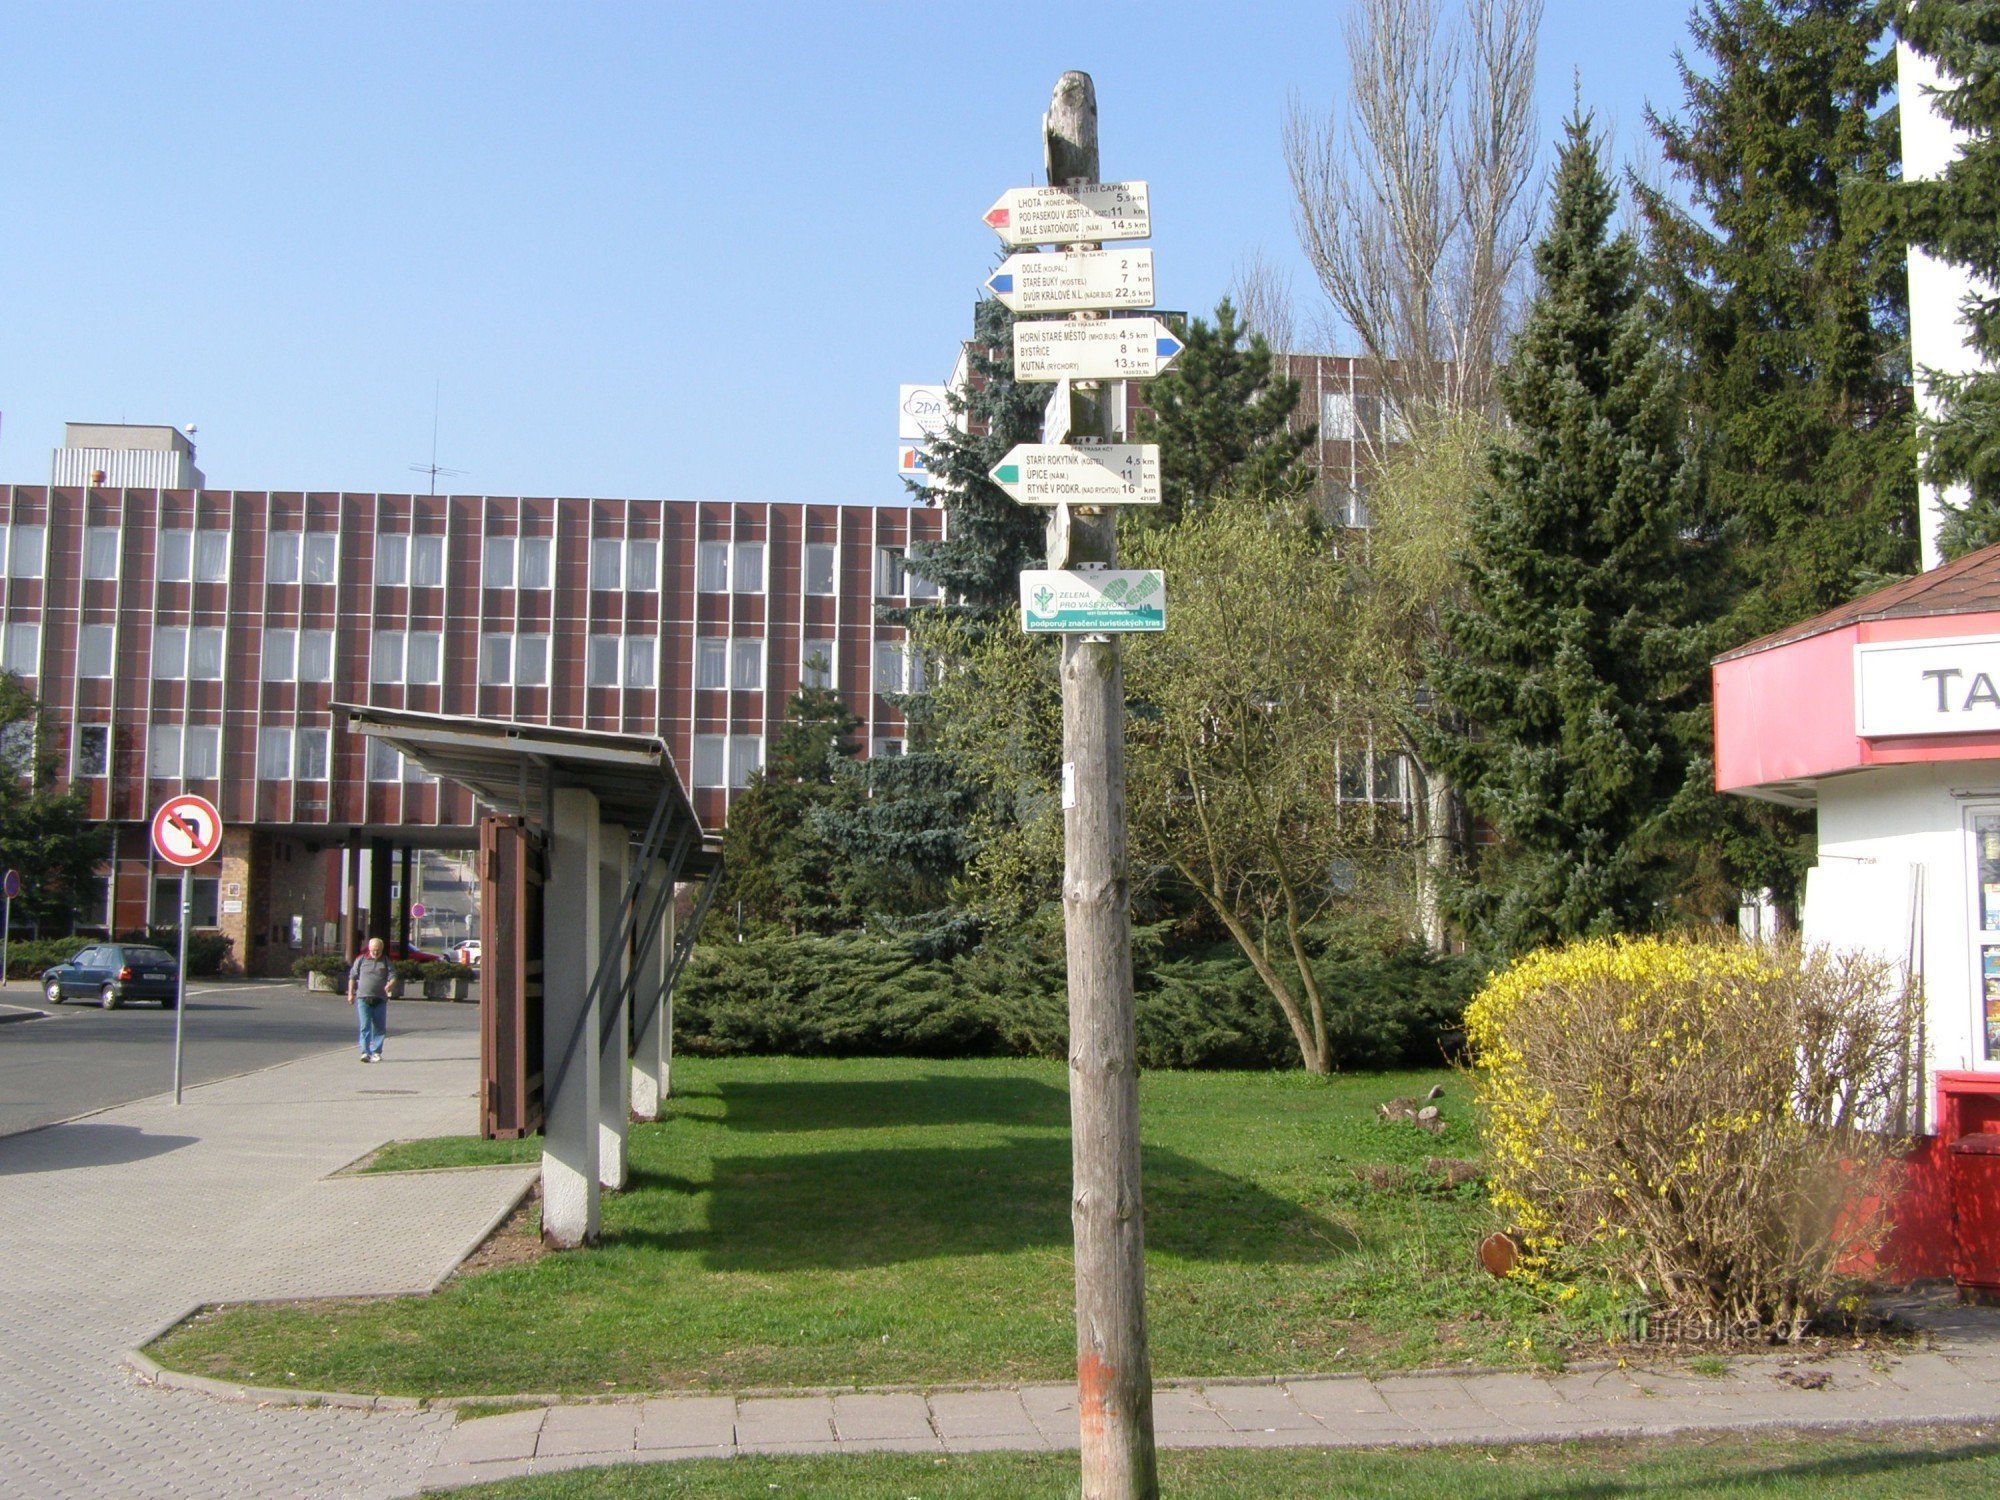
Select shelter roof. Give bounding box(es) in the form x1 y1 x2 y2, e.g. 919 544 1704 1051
1716 541 2000 663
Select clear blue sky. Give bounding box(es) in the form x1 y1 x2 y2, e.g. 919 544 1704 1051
0 2 1699 505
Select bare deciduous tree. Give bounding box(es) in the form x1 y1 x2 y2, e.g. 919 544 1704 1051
1228 248 1300 355
1284 0 1542 428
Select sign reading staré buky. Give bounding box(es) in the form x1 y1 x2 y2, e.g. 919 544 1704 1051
985 249 1156 313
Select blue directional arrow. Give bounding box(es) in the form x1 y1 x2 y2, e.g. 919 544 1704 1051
1156 332 1184 362
986 271 1015 297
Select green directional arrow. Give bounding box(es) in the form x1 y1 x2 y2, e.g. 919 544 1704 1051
994 463 1021 485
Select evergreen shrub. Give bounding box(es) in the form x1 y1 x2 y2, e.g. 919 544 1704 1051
674 931 1475 1071
6 936 93 978
1465 934 1917 1341
120 928 234 976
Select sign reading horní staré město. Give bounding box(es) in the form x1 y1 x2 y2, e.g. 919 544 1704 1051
983 181 1151 246
1012 317 1183 381
991 443 1161 506
1020 569 1166 633
985 249 1156 313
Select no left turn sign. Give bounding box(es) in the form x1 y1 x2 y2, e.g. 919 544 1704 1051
152 794 225 868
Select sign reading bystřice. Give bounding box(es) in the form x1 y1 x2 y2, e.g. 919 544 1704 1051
1020 569 1166 633
1012 317 1183 381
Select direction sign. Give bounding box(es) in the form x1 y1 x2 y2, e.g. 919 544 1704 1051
1013 318 1183 381
986 249 1156 313
1021 570 1167 634
990 444 1161 507
983 181 1150 246
151 794 224 868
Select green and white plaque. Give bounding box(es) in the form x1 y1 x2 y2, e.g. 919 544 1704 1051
1019 569 1166 633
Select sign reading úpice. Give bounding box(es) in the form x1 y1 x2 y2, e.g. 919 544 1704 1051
1020 569 1165 634
1856 634 2000 736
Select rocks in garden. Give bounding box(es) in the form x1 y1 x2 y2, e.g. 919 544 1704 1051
1379 1085 1448 1133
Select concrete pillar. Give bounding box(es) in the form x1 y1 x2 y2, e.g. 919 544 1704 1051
368 836 392 942
398 845 414 951
541 788 602 1248
662 895 677 1100
343 834 363 961
598 824 631 1190
630 863 670 1121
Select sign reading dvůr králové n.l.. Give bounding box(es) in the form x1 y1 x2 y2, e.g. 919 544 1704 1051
983 182 1151 246
991 444 1161 506
1020 570 1166 633
1856 635 2000 737
1012 318 1183 381
985 249 1156 313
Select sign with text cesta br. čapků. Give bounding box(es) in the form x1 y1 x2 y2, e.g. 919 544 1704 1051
1856 634 2000 736
1020 569 1166 634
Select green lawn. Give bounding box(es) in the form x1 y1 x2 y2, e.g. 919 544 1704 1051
151 1056 1623 1396
454 1430 2000 1499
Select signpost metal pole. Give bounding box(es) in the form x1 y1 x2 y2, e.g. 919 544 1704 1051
173 869 190 1104
2 894 11 993
1039 70 1159 1500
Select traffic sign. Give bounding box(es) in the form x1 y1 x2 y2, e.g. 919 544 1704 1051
411 902 428 920
985 249 1155 313
1012 318 1183 381
151 794 224 868
1020 570 1167 633
990 444 1161 507
983 181 1151 245
1 870 18 899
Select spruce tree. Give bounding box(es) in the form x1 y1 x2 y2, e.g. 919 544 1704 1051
716 684 860 933
1638 0 1915 911
1132 298 1317 524
1901 0 2000 554
1424 116 1712 956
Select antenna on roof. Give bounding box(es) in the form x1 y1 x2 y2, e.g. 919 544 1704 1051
408 381 469 495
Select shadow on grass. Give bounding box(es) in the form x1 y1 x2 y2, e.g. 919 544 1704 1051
1529 1439 2000 1496
701 1074 1070 1134
611 1135 1354 1271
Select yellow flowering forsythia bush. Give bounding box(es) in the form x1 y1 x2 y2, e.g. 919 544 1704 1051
1465 935 1919 1342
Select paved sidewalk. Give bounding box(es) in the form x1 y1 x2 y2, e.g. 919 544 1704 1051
423 1325 2000 1490
0 1031 536 1499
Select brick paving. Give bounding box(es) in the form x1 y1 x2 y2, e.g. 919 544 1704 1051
0 1032 535 1499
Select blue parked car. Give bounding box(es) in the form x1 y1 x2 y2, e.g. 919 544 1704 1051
42 944 181 1009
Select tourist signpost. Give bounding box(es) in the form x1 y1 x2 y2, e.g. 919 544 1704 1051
151 793 224 1105
984 71 1161 1499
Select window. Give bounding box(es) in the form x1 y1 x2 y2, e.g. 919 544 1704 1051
403 751 435 785
406 631 442 685
733 542 764 594
697 541 729 592
3 623 39 675
195 531 229 583
693 734 726 788
154 876 219 929
259 727 294 780
805 543 836 596
624 635 657 688
159 529 192 581
188 627 224 680
7 524 45 579
518 536 552 589
802 639 836 689
1337 486 1372 529
696 638 727 690
367 738 402 782
409 534 444 588
295 728 329 780
483 537 516 589
480 634 513 686
263 629 297 682
1321 392 1357 441
481 633 547 686
78 624 114 678
587 635 620 688
149 725 182 778
0 721 33 777
871 737 905 759
154 627 187 679
731 639 764 691
875 546 908 598
267 531 302 584
75 725 109 778
372 631 405 684
375 534 408 585
591 539 621 590
592 538 659 591
302 533 338 584
184 725 220 778
298 629 334 682
517 634 549 685
728 736 764 789
85 527 121 580
82 876 110 930
1337 741 1408 806
907 554 940 600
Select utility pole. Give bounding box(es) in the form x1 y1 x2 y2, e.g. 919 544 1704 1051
1039 71 1160 1500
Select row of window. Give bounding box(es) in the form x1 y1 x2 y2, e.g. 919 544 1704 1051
0 523 945 600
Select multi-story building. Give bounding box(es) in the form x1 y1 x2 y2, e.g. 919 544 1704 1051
0 432 943 973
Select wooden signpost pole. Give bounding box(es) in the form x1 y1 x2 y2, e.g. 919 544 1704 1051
1042 70 1159 1500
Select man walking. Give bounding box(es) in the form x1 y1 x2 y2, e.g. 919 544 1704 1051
348 936 397 1063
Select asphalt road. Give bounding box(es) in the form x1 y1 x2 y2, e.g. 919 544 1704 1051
0 979 481 1138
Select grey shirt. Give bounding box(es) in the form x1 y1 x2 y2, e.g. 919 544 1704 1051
349 955 396 1000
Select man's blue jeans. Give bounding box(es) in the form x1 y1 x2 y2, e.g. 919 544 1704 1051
356 997 387 1057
